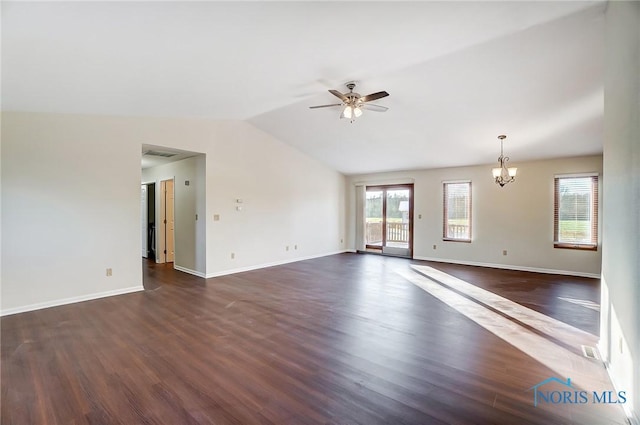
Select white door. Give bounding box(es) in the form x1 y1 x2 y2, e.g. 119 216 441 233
159 179 175 263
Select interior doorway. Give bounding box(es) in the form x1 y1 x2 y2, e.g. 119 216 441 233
159 179 175 263
141 144 206 280
365 184 413 258
141 183 156 260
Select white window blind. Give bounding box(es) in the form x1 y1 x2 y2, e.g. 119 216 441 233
553 175 598 250
443 181 471 242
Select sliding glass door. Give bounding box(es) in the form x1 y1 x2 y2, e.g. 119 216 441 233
365 184 413 258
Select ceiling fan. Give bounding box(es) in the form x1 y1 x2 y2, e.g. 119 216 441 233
309 82 389 123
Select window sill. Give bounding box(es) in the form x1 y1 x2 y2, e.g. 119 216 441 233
443 238 472 243
554 243 597 251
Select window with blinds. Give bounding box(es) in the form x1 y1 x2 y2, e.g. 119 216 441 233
553 174 598 250
443 181 471 242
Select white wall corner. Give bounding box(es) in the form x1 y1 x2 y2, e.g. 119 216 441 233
173 265 207 278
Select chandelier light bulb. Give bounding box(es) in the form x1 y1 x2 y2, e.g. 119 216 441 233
343 105 353 119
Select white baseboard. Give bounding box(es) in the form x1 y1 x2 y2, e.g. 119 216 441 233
597 342 639 425
1 285 145 317
205 250 348 278
605 365 639 424
174 265 206 278
1 252 350 315
412 256 600 279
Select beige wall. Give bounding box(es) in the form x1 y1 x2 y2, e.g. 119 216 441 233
1 112 144 313
347 155 603 277
1 112 346 314
200 119 346 277
600 1 640 422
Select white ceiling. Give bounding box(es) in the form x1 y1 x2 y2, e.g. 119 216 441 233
141 144 200 170
2 1 606 175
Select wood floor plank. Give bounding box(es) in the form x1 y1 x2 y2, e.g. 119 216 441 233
1 254 629 424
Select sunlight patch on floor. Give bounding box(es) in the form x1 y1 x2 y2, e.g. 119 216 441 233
399 265 612 390
558 296 600 311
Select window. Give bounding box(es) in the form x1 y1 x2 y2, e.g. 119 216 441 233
443 181 471 242
554 174 598 250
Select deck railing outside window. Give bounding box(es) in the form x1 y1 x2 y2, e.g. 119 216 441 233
365 222 409 245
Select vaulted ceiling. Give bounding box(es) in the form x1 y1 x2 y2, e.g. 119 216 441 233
2 1 605 174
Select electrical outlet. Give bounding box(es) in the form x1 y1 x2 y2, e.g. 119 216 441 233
286 246 289 251
433 244 436 250
231 253 235 259
294 245 298 250
503 250 508 256
213 214 220 221
340 238 343 244
106 268 112 277
419 214 422 219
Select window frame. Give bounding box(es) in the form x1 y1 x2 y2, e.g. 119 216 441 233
443 180 472 243
553 173 599 251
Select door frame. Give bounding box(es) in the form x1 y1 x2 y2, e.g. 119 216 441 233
141 181 155 260
365 184 414 257
141 184 148 258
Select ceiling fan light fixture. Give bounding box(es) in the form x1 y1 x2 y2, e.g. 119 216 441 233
310 82 389 122
341 104 362 121
342 105 353 119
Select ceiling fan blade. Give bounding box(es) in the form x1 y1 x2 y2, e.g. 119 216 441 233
309 103 343 109
329 89 348 101
362 104 388 112
360 91 389 103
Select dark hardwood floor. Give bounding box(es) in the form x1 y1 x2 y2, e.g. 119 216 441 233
1 254 629 424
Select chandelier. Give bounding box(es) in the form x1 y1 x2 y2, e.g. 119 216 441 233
492 135 517 187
